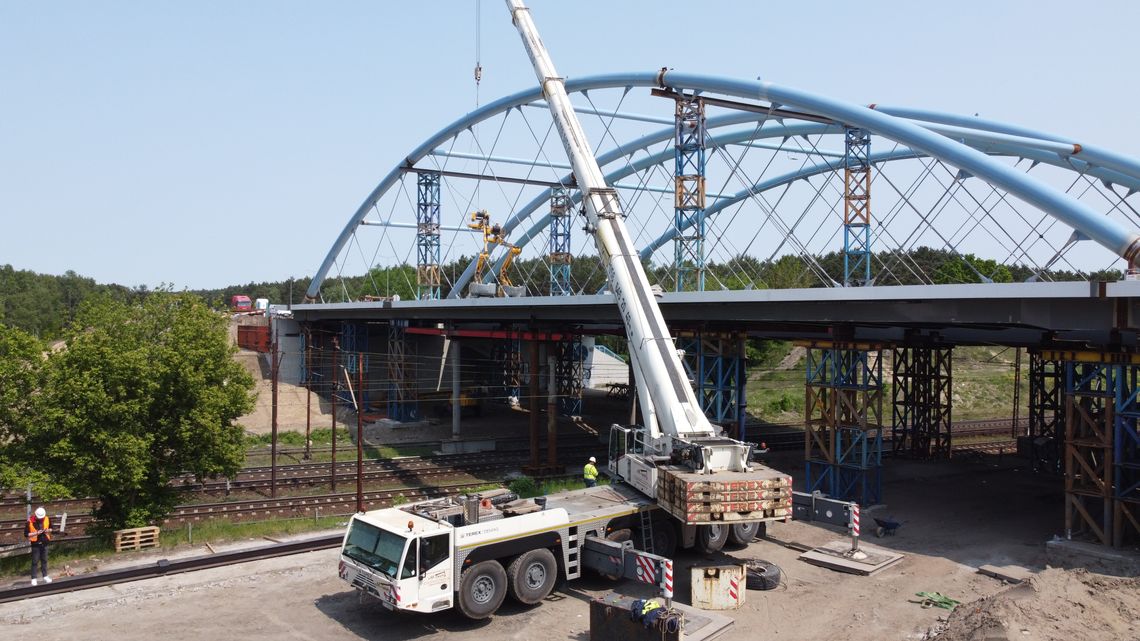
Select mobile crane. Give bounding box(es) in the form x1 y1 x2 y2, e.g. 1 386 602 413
504 0 790 537
336 0 792 620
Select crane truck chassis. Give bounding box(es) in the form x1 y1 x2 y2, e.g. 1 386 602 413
340 486 688 620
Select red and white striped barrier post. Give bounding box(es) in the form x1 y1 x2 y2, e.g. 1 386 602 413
849 502 861 552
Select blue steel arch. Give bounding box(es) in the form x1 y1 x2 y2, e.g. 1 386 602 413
307 71 1140 300
465 127 1140 294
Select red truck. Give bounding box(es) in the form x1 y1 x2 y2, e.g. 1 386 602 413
230 295 252 312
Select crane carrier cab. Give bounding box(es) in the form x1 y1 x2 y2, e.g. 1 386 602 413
339 485 679 620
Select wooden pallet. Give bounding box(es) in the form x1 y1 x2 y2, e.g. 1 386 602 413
113 526 161 552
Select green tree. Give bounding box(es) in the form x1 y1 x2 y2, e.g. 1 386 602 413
25 293 256 529
0 324 67 495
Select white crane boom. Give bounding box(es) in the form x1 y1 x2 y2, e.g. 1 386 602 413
506 0 712 442
503 1 791 533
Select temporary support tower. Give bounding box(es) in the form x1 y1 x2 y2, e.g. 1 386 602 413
340 321 369 409
804 341 884 505
843 127 872 286
679 332 746 435
673 94 707 292
492 329 524 403
416 171 442 300
554 334 585 417
890 345 953 458
386 320 419 421
1053 351 1140 547
548 187 573 296
1027 350 1064 472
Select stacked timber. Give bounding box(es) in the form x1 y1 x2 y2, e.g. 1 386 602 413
656 465 793 524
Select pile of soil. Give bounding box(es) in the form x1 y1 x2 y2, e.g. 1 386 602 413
933 568 1140 641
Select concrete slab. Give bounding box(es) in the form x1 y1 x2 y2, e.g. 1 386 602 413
977 564 1035 584
799 539 905 576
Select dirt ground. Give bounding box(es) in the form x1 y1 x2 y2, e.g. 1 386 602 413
4 454 1136 641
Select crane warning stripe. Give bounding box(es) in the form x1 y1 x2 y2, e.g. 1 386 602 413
729 574 739 601
636 555 656 584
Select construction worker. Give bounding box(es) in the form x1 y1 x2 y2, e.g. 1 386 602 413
26 507 52 586
583 456 599 487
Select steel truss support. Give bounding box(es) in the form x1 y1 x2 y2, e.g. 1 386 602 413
340 321 369 410
548 187 573 296
804 341 884 505
673 95 706 292
492 330 524 405
676 333 746 436
1026 350 1064 473
843 127 872 286
1049 351 1140 547
416 171 442 300
890 345 953 459
554 334 585 417
386 320 419 421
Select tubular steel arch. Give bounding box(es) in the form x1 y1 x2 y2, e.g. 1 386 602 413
307 71 1140 301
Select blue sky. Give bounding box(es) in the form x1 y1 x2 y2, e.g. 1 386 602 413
2 1 1137 290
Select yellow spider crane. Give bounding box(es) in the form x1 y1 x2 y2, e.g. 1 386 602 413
468 210 523 296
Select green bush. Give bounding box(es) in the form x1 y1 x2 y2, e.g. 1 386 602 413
508 476 540 498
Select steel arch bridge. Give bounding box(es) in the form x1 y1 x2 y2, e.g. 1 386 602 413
305 70 1140 303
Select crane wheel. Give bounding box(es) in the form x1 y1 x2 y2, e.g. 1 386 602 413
649 520 678 558
728 521 766 547
458 560 508 620
695 524 729 554
507 548 558 605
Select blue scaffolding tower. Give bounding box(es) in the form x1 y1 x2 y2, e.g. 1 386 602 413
548 187 573 296
804 343 884 506
339 321 369 410
386 320 419 421
416 171 441 300
843 128 872 287
1056 352 1140 547
554 335 585 417
673 95 706 292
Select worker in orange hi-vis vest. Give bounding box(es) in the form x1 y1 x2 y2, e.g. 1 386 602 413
25 507 52 586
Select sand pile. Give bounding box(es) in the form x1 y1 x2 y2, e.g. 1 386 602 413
932 568 1140 641
233 349 332 435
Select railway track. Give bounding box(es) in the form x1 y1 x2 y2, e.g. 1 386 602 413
0 418 1024 544
0 462 580 544
0 438 603 510
0 533 344 604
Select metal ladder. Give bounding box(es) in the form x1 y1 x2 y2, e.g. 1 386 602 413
639 509 655 554
565 525 581 579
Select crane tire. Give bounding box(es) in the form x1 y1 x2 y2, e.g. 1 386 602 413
507 548 558 605
649 520 678 558
457 560 508 620
728 521 765 547
694 523 729 554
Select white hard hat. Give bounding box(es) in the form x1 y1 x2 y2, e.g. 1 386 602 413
588 456 596 463
34 507 46 519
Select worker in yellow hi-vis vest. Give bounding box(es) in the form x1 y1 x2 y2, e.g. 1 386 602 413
583 456 599 487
